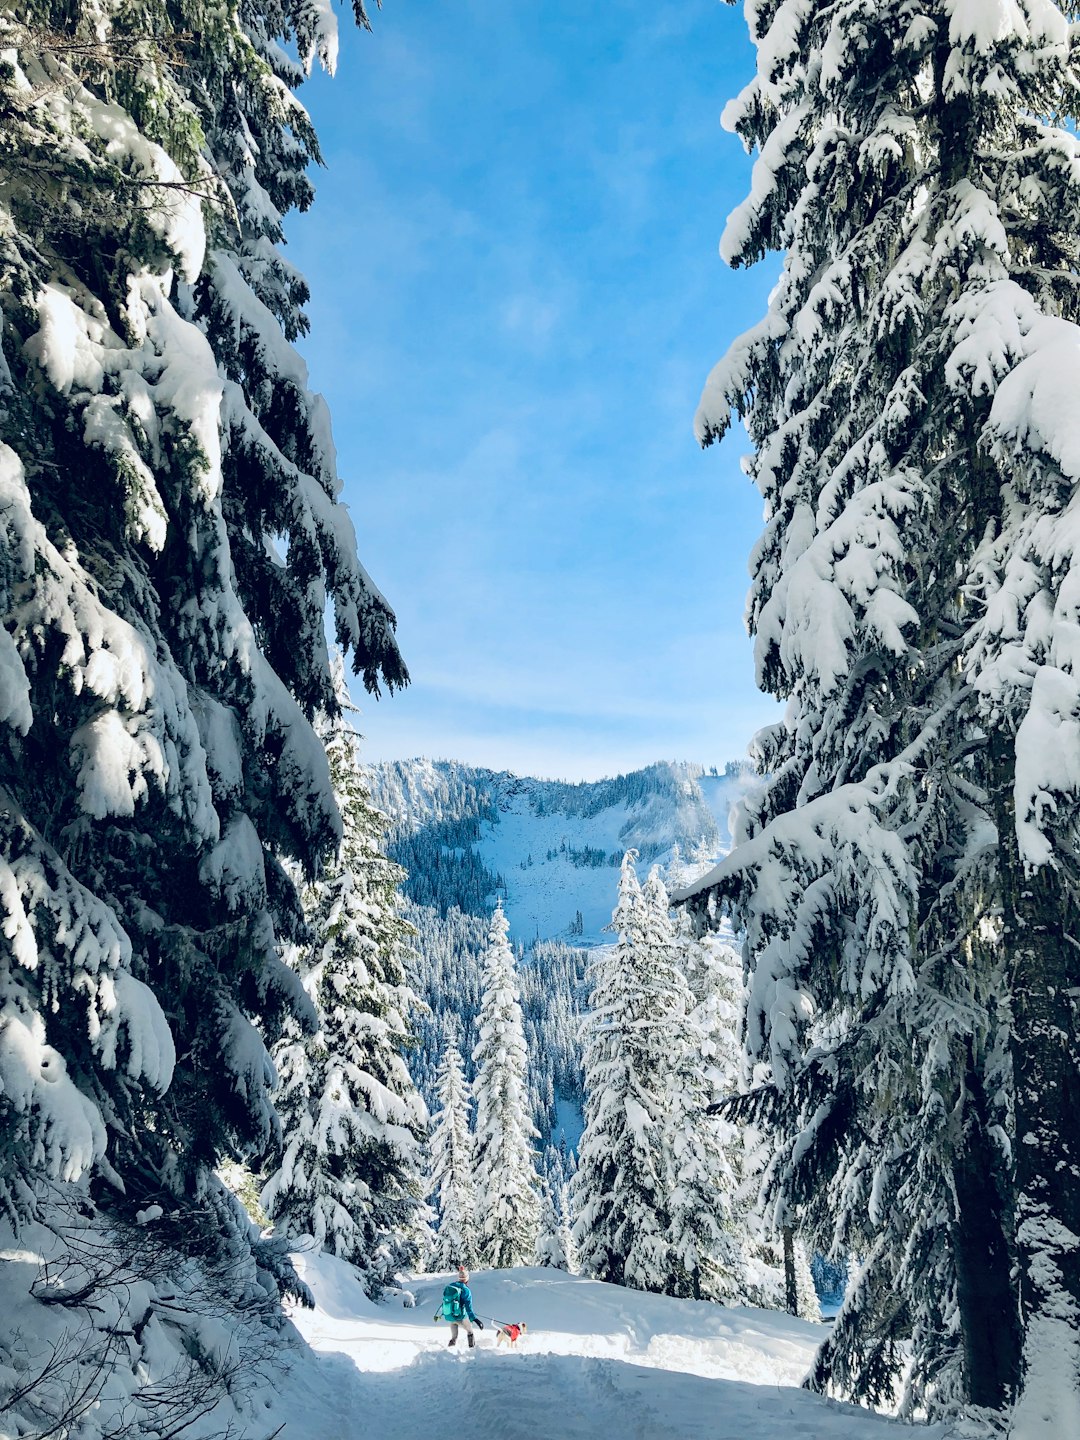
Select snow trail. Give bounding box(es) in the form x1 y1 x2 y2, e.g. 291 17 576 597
272 1256 947 1440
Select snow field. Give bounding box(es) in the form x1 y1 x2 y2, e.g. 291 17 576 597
476 797 637 945
0 1224 946 1440
275 1253 948 1440
474 766 751 947
371 758 751 949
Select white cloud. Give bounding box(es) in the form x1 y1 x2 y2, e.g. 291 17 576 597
290 0 770 784
501 292 561 344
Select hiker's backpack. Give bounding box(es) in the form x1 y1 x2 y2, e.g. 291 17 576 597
441 1283 465 1322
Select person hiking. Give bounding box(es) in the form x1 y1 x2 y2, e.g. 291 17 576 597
434 1266 484 1348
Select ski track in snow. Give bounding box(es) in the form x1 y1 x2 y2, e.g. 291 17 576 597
269 1256 946 1440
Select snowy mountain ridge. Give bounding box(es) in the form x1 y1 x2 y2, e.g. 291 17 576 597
368 758 756 946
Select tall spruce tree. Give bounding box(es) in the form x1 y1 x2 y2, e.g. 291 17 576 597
575 855 745 1298
536 1143 578 1272
0 3 403 1243
681 0 1080 1423
426 1018 478 1271
574 855 669 1289
261 693 427 1295
793 1237 822 1325
675 907 778 1306
472 903 540 1269
640 868 744 1303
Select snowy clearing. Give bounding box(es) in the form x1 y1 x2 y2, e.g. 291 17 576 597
268 1253 948 1440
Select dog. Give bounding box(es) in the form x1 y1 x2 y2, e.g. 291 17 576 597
495 1322 527 1348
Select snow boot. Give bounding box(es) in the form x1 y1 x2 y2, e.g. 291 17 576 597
467 1333 475 1349
448 1337 456 1347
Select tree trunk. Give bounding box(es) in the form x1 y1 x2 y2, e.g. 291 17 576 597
783 1224 798 1316
995 739 1080 1434
951 1040 1021 1408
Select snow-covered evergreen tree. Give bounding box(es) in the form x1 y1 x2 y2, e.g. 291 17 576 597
793 1237 821 1324
535 1178 565 1270
555 1177 578 1274
573 855 668 1289
675 906 791 1306
472 904 540 1268
535 1145 578 1272
0 3 404 1234
261 694 427 1295
574 857 744 1299
641 870 744 1303
683 0 1080 1422
426 1019 478 1271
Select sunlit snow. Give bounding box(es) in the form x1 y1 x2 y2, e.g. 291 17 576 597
268 1252 947 1440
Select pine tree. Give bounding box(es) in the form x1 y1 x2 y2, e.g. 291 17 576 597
793 1237 822 1324
535 1177 565 1270
535 1145 578 1272
574 856 746 1298
555 1177 578 1274
472 903 540 1268
640 869 744 1302
675 907 783 1306
573 855 669 1289
261 693 427 1295
683 0 1080 1421
0 4 404 1233
426 1019 478 1271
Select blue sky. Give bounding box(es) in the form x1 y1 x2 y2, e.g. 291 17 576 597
288 0 781 780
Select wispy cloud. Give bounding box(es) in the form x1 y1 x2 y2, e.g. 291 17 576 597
500 292 561 345
292 1 769 780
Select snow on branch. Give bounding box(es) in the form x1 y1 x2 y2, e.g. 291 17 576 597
673 769 914 1085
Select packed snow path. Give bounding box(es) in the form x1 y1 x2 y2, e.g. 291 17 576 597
274 1257 946 1440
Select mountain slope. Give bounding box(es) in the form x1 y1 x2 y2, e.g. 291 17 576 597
368 758 754 1144
369 759 756 945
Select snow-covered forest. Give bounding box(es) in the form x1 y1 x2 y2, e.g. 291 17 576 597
5 1 1080 1438
369 757 752 1147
